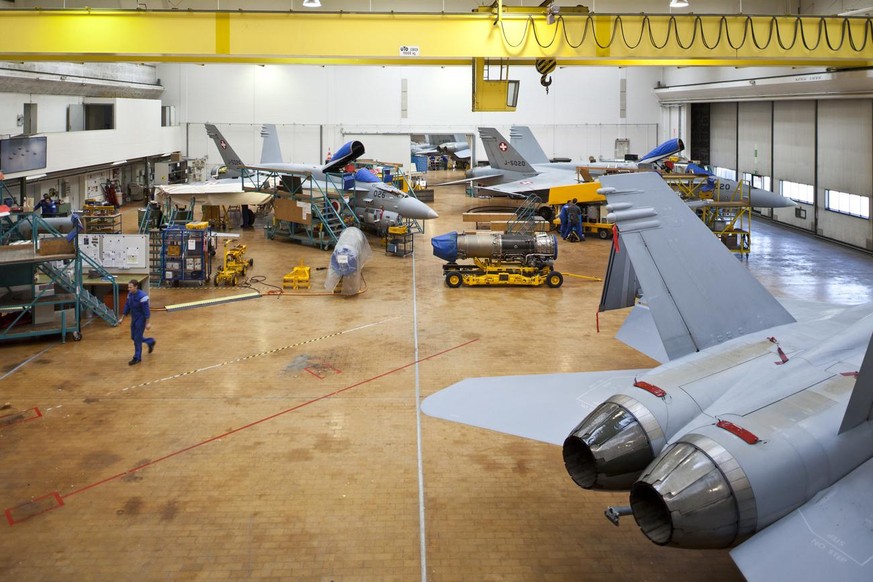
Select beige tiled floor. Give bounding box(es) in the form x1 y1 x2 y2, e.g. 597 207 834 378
3 173 871 580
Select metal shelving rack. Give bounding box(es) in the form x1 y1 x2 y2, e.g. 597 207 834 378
160 226 211 286
0 213 119 343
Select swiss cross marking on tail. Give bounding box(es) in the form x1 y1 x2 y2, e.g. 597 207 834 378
219 140 227 150
498 142 508 152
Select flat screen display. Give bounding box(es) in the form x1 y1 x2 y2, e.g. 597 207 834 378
0 136 47 174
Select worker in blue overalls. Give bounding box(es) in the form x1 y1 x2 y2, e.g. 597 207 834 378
34 193 58 216
118 279 156 366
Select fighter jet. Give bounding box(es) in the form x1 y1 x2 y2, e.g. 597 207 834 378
411 133 471 169
247 125 438 233
445 127 682 200
153 124 275 209
423 171 873 581
680 161 796 209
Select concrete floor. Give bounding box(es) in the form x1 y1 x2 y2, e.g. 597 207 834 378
1 173 871 581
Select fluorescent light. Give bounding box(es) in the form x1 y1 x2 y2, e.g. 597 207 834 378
670 0 689 7
26 173 46 181
112 160 128 166
302 0 321 7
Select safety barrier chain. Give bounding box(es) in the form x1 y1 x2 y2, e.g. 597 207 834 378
499 14 873 53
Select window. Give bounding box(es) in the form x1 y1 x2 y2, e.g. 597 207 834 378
712 166 736 181
825 189 870 219
742 172 771 191
67 103 115 131
780 180 813 205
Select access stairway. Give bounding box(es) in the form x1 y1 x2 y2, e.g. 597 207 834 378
38 258 119 326
504 195 543 235
266 170 359 250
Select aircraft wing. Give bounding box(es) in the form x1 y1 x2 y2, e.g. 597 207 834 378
421 369 649 445
598 172 795 360
730 453 873 581
155 182 273 207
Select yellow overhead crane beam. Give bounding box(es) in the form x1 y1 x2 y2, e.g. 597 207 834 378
0 10 872 67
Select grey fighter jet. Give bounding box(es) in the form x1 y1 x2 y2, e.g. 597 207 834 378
247 125 438 233
423 171 873 581
443 127 682 200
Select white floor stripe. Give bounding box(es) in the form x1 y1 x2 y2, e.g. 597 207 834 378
412 249 428 582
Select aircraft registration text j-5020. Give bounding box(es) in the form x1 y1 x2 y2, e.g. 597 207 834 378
506 160 526 167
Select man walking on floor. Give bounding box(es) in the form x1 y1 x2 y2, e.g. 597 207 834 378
118 279 155 365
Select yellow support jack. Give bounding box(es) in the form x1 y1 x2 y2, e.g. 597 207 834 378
283 260 311 290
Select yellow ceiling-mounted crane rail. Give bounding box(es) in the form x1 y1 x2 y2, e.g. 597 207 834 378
0 10 871 67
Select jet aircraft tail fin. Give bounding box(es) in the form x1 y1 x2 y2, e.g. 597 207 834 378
320 141 366 174
205 124 245 179
838 329 873 434
509 125 551 165
259 124 283 164
478 127 537 175
598 172 795 360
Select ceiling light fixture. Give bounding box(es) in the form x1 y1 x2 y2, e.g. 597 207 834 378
302 0 321 7
670 0 689 7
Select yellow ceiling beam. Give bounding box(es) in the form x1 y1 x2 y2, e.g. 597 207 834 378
0 10 871 67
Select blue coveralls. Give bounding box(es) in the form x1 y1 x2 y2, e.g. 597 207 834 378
558 203 570 239
34 198 57 216
124 289 154 361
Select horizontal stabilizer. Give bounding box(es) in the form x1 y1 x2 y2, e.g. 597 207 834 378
433 173 505 187
421 370 648 445
731 454 873 581
598 173 795 360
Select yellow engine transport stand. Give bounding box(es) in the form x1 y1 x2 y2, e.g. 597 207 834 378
444 257 563 288
214 239 253 286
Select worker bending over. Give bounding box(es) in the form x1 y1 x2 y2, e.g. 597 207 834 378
564 198 585 242
118 279 156 366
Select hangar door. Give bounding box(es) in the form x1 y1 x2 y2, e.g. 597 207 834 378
709 102 737 171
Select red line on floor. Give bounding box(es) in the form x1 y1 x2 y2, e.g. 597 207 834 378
60 338 478 502
0 407 43 430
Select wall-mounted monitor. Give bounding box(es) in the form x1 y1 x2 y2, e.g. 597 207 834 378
0 135 47 174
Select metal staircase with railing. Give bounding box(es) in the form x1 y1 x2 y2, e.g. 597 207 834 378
505 195 543 235
38 256 119 326
267 170 359 250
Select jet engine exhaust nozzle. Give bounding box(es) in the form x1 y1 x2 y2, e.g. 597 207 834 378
562 396 662 490
629 435 756 549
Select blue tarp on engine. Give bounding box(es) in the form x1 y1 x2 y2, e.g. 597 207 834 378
686 162 717 192
354 168 380 184
431 232 459 262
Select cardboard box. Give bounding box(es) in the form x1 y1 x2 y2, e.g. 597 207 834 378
38 238 75 256
274 197 312 225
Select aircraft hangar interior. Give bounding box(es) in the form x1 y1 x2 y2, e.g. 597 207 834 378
2 1 873 580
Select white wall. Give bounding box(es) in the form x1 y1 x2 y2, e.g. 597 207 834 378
160 63 665 165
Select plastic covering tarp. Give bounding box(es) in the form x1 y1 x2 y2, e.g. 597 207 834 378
639 138 684 164
430 231 459 262
324 227 373 296
685 162 717 192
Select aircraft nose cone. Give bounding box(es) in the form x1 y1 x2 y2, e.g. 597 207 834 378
398 197 439 220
